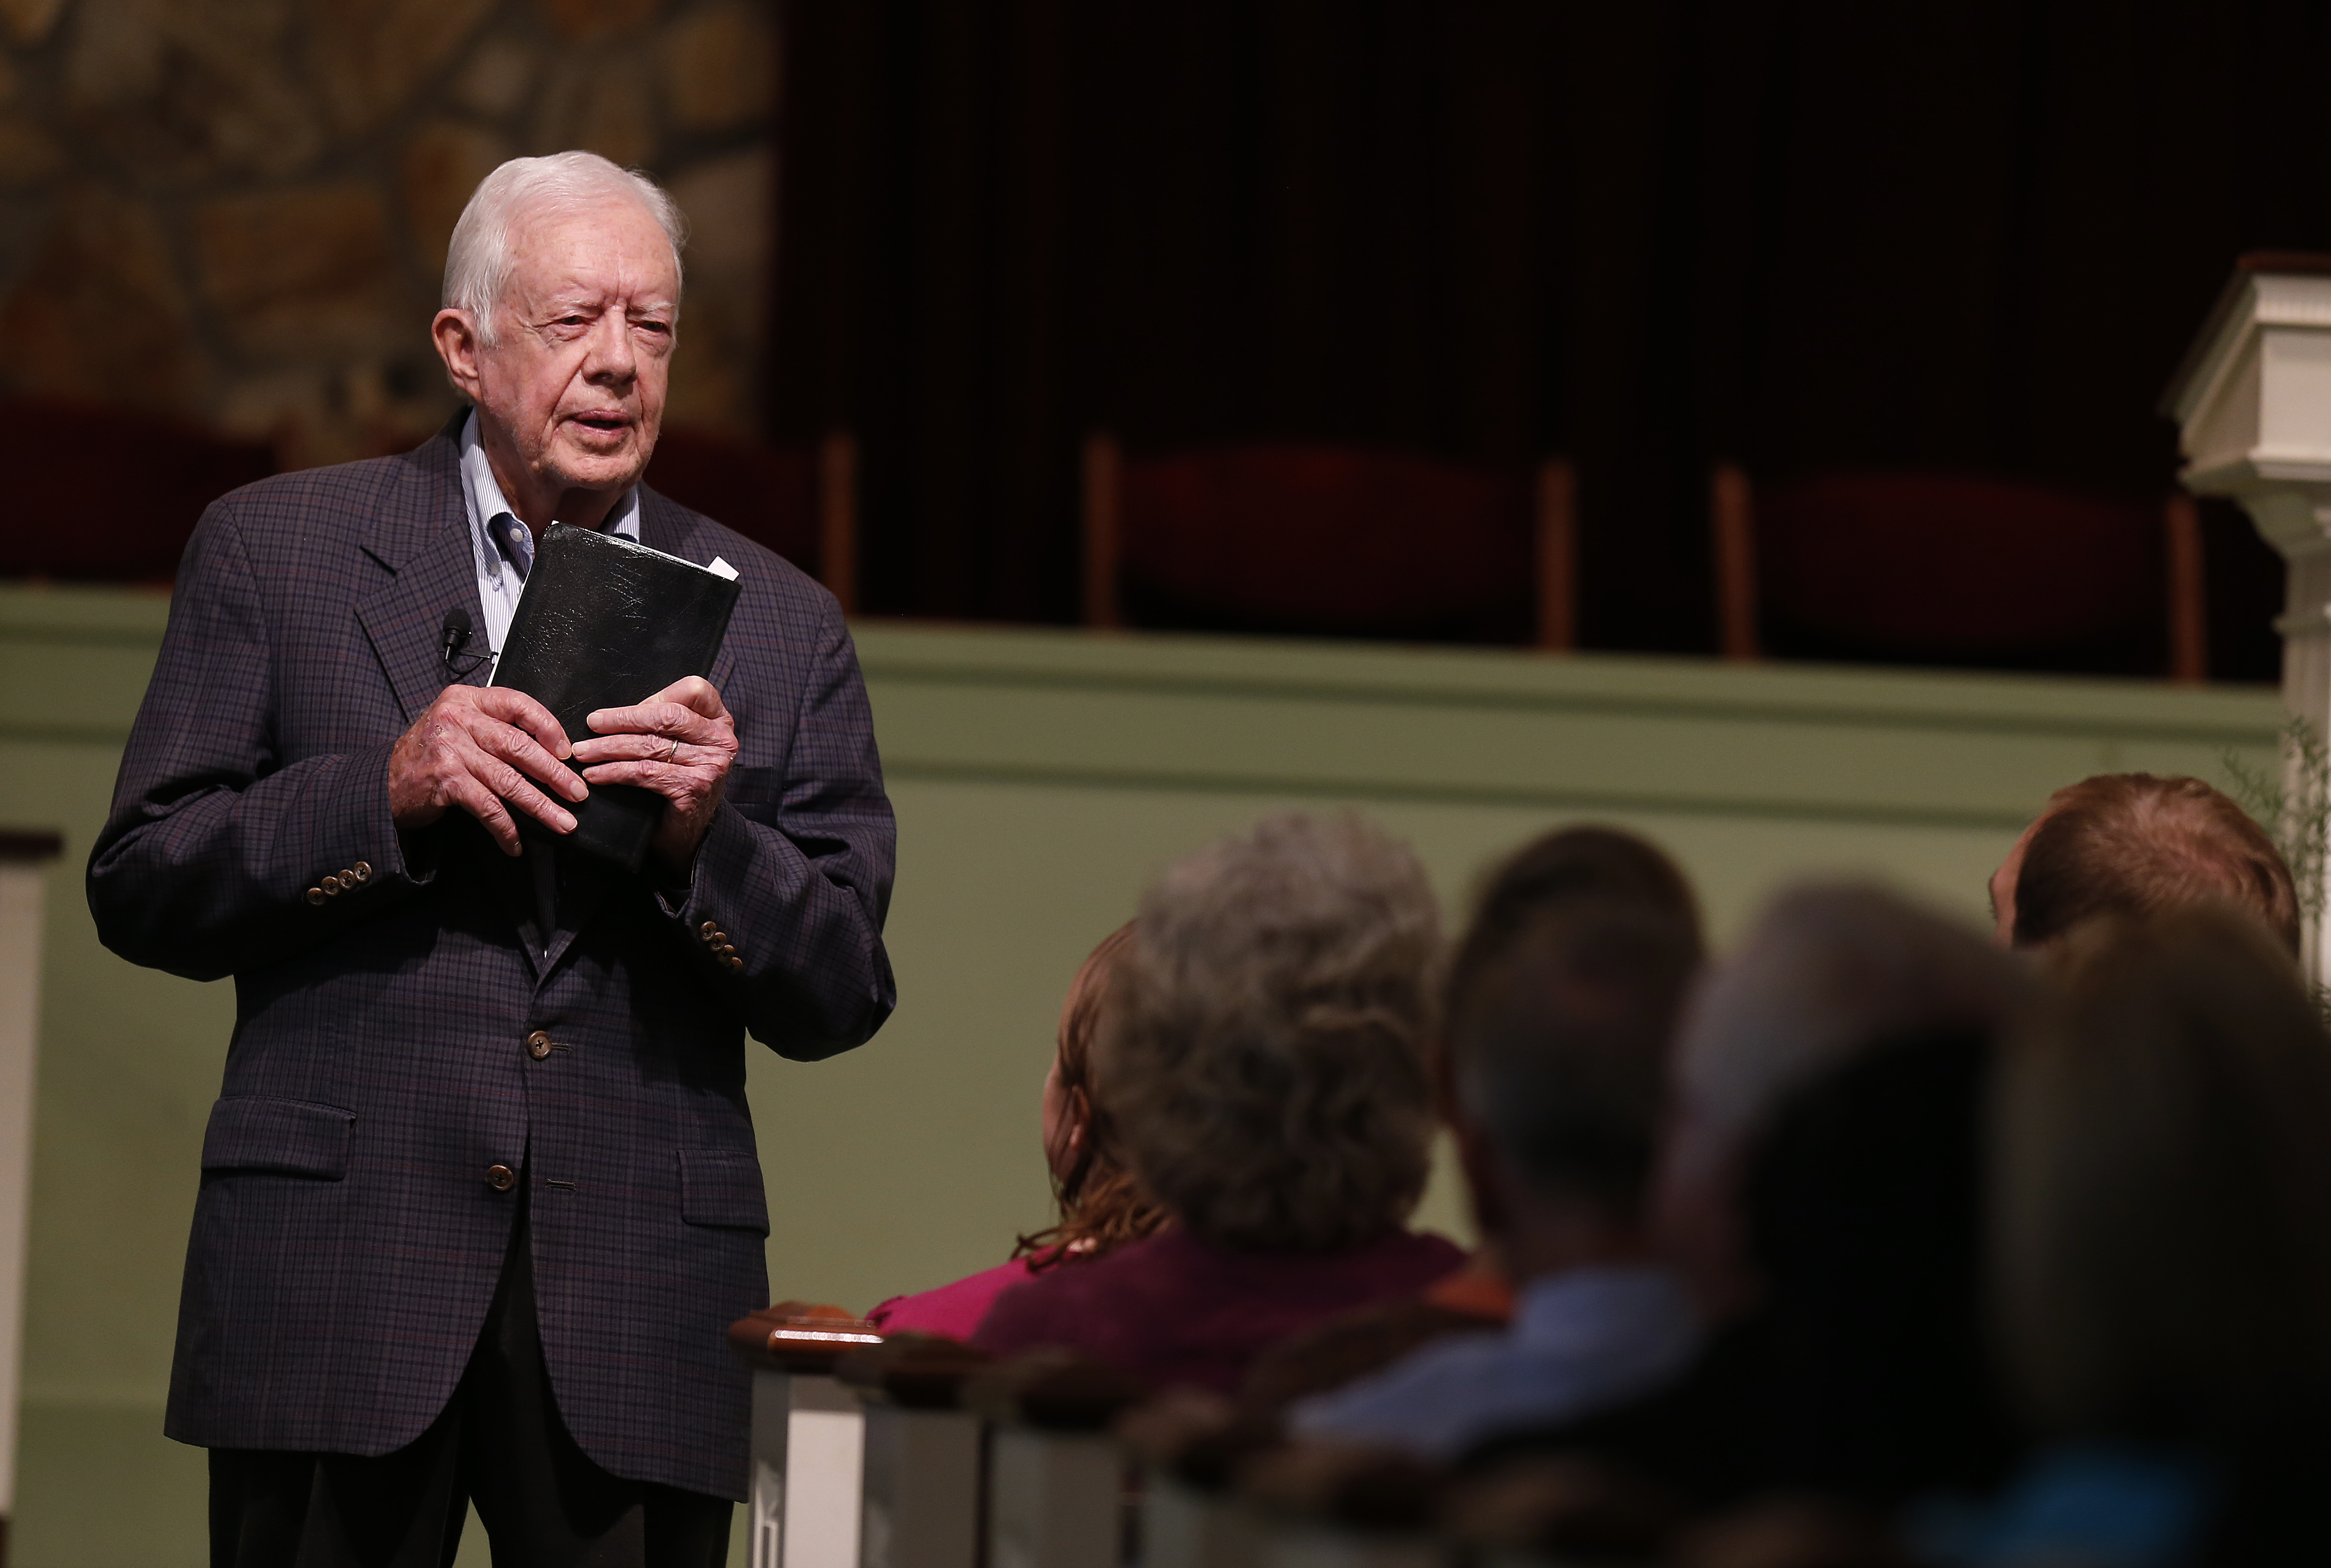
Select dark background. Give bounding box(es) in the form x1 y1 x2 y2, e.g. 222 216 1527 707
768 0 2331 678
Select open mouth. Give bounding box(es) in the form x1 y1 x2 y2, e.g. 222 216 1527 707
571 413 630 435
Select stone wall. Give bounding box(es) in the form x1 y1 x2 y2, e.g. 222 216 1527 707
0 0 776 467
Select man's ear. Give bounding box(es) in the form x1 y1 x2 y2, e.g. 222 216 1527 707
431 308 485 402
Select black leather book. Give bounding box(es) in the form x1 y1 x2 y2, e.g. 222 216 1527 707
491 522 742 874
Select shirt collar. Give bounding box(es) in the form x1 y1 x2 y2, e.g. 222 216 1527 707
457 409 640 579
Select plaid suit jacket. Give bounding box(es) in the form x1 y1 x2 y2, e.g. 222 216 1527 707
87 421 897 1500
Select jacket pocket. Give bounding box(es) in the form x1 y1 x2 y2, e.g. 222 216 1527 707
200 1097 354 1179
678 1147 770 1233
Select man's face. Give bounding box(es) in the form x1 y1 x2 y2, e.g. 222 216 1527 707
445 198 679 505
1988 816 2042 948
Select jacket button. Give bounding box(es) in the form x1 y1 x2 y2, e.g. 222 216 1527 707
306 887 326 905
527 1030 554 1060
486 1164 517 1192
351 862 372 882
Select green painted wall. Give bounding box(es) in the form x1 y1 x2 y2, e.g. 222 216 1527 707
0 586 2284 1563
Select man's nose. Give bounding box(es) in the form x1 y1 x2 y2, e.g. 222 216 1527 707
582 313 636 383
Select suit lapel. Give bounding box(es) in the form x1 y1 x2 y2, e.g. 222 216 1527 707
352 422 552 978
354 423 492 723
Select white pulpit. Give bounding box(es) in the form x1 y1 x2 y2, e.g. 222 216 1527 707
2165 254 2331 978
0 830 60 1565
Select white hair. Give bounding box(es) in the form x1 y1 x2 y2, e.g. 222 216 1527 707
1672 882 2029 1168
1100 811 1445 1250
442 151 687 344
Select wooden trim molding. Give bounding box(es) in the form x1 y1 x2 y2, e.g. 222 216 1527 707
2164 493 2208 684
0 833 61 865
818 431 859 617
1534 456 1578 652
1709 461 1760 661
728 1302 883 1374
1080 432 1123 630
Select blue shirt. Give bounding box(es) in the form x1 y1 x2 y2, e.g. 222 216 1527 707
1910 1446 2215 1568
1288 1264 1701 1463
456 409 641 673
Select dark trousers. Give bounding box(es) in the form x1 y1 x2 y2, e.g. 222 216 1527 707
208 1185 732 1568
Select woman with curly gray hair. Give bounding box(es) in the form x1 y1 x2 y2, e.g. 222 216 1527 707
975 812 1465 1391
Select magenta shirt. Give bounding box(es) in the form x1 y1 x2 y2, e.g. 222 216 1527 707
973 1226 1466 1394
868 1256 1044 1341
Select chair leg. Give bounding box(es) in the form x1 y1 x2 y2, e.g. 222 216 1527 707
1082 432 1123 630
819 430 858 617
1711 461 1760 661
1535 456 1578 651
2165 491 2208 684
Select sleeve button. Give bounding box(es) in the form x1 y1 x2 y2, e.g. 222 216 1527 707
321 875 342 895
306 887 326 905
351 862 372 882
699 920 720 938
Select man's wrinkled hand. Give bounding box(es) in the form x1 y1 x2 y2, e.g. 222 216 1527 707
387 685 588 856
569 676 739 875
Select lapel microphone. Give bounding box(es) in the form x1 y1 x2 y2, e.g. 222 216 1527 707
440 606 491 678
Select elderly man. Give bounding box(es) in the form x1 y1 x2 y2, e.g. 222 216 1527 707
88 152 896 1566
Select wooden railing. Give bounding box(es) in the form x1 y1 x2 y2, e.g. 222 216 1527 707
729 1306 1693 1568
729 1302 885 1568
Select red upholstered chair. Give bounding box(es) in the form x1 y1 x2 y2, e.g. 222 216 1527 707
4 399 277 585
646 429 859 612
1083 435 1578 648
1710 465 2208 680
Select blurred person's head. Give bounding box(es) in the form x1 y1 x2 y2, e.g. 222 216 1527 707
1018 923 1166 1266
1657 883 2034 1501
1448 825 1704 1007
430 151 686 527
1989 773 2297 958
1099 812 1442 1252
1448 905 1699 1280
1660 883 2033 1292
1995 906 2331 1443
